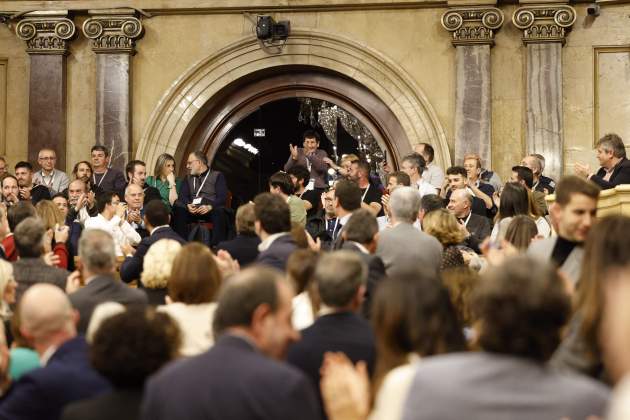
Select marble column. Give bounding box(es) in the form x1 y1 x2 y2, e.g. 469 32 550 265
15 12 76 170
441 7 504 168
513 5 576 180
83 10 143 171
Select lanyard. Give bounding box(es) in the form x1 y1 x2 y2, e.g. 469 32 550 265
93 170 108 188
41 170 54 188
193 170 211 198
332 218 340 239
361 184 370 203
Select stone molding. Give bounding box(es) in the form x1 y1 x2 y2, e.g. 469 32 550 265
441 7 504 46
82 11 143 54
15 12 76 55
512 5 576 45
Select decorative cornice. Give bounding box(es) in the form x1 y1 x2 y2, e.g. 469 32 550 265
15 12 76 55
441 7 504 47
82 11 143 54
512 5 577 45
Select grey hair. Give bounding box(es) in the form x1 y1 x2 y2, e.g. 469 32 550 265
390 186 422 224
315 251 367 308
452 188 473 206
79 229 117 272
526 154 543 173
597 133 627 159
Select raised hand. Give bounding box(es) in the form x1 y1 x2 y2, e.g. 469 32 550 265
289 144 299 160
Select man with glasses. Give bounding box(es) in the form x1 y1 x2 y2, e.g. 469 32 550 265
33 148 70 195
173 151 228 245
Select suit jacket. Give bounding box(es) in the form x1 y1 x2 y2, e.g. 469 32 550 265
376 222 443 276
0 336 110 420
527 236 584 285
62 388 142 420
590 157 630 190
69 275 148 334
13 258 69 303
24 184 51 206
284 149 329 189
401 352 609 420
141 334 321 420
342 242 386 318
256 234 297 271
287 312 376 419
465 212 492 244
215 234 261 267
120 226 186 283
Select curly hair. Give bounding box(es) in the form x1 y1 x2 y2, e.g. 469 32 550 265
90 307 181 388
422 208 466 246
140 239 183 289
472 256 570 362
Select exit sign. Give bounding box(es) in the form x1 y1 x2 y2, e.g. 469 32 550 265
254 128 266 137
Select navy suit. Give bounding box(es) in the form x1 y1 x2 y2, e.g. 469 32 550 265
341 242 386 318
62 389 142 420
215 234 261 267
0 336 110 420
141 334 321 420
256 234 297 271
120 226 186 283
287 312 376 419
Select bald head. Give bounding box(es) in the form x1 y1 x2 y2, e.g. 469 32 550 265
125 183 144 210
447 188 473 218
20 284 75 344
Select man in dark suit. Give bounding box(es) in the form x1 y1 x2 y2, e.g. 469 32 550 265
442 166 494 218
120 160 162 206
287 251 376 418
254 193 296 271
215 202 260 267
0 284 110 420
69 229 147 334
120 200 186 283
447 188 491 249
306 188 337 249
141 266 320 420
341 209 386 318
575 133 630 190
330 179 362 250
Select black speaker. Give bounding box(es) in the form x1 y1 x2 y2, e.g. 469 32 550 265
256 16 274 40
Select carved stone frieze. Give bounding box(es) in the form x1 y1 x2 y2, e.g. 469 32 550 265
441 7 504 47
83 12 143 54
15 13 76 55
512 5 577 45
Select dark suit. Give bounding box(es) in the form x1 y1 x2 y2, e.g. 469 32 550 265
256 234 297 271
464 212 492 244
141 334 321 420
26 184 51 205
69 275 148 334
590 157 630 190
341 242 386 318
62 388 142 420
13 258 69 303
287 312 376 419
215 234 260 267
120 226 186 283
0 336 110 420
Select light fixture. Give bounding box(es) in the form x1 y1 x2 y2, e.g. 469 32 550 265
256 16 290 42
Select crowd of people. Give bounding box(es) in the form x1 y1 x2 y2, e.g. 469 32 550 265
0 130 628 419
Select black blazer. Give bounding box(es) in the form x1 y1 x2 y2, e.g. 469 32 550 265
256 234 297 271
69 275 148 334
215 234 261 267
590 157 630 190
141 334 321 420
287 312 376 419
62 388 142 420
466 212 492 243
341 242 386 318
28 184 51 205
120 226 186 283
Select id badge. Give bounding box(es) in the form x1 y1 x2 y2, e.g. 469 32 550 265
192 197 203 205
306 179 315 191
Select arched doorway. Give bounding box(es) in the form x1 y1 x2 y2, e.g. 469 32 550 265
137 29 450 176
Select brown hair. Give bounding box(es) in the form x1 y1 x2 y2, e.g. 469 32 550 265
290 222 309 249
441 267 480 326
169 243 222 304
575 215 630 360
422 208 466 246
153 153 176 180
35 200 64 231
286 249 321 317
596 133 626 159
235 203 256 235
555 176 600 206
504 215 538 251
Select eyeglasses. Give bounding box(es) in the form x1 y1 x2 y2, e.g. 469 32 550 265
39 157 55 161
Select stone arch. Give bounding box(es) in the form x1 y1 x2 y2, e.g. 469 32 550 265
137 28 450 172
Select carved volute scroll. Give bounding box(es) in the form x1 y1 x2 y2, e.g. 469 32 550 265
15 12 76 55
512 5 577 45
441 7 505 47
83 11 143 54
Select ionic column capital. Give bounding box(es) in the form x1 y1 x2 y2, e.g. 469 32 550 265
83 9 144 54
15 11 76 55
512 5 577 45
441 7 505 47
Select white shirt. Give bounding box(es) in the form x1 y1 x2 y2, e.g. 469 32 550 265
415 179 438 197
292 292 315 331
258 232 289 252
369 354 420 420
85 214 141 256
158 302 217 357
423 162 445 189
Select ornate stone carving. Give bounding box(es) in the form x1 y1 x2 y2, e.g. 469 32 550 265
512 5 577 45
15 13 76 55
83 13 143 54
441 7 504 46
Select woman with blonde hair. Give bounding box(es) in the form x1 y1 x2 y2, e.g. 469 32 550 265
158 242 222 356
140 239 183 305
35 200 64 231
423 209 466 270
146 153 182 210
35 200 70 269
0 260 15 321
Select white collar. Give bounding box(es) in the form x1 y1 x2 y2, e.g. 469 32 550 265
258 232 288 252
40 345 58 366
150 225 169 235
348 241 370 254
338 213 352 226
